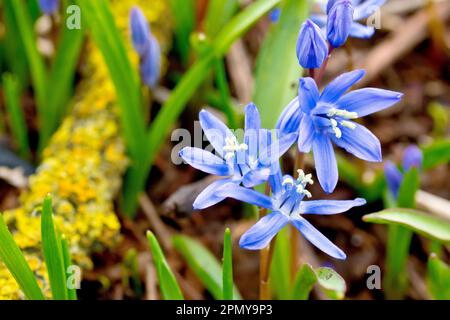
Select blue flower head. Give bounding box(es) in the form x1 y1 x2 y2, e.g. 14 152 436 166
179 104 296 210
38 0 59 15
296 19 329 69
217 167 366 259
277 69 403 193
130 6 161 88
326 0 354 48
384 145 423 198
312 0 386 41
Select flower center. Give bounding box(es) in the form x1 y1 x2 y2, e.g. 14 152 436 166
313 107 358 139
277 170 314 217
223 137 248 161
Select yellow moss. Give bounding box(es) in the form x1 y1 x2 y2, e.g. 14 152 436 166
0 0 171 299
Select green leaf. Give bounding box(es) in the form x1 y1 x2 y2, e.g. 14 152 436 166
146 231 184 300
60 238 77 300
427 253 450 300
422 139 450 170
270 226 291 299
315 267 346 300
291 264 317 300
77 0 146 160
2 73 30 159
204 0 239 38
122 0 282 216
169 0 195 65
222 228 234 300
41 195 68 300
254 0 308 128
363 208 450 244
214 58 238 128
0 213 45 300
397 168 419 208
173 234 242 300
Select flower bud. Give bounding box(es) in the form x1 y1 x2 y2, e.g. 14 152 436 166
296 19 329 69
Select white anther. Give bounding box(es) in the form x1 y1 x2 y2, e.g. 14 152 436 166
282 177 294 186
296 184 312 198
224 152 235 160
327 108 358 119
341 120 356 129
297 169 314 185
329 119 342 138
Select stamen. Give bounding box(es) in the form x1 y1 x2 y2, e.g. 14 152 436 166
295 184 312 198
330 119 342 138
327 108 358 119
341 120 356 129
223 137 248 160
296 169 313 185
282 177 294 186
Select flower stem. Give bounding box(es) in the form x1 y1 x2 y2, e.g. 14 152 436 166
315 44 334 87
259 182 274 300
291 150 305 280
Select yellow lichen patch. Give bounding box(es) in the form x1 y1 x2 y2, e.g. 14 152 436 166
0 0 170 299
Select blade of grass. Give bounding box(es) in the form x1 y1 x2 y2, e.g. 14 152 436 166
146 231 184 300
61 238 77 300
169 0 195 65
0 213 45 300
122 0 282 217
2 73 31 159
173 234 242 299
427 253 450 300
204 0 239 38
41 195 68 300
222 228 234 300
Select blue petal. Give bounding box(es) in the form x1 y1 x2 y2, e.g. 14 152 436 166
299 198 366 214
331 122 382 162
239 212 288 250
299 78 320 112
193 178 235 210
353 0 385 20
298 115 316 153
384 161 402 198
296 20 329 69
244 103 261 132
336 88 402 117
313 134 338 193
39 0 59 15
310 14 327 28
199 110 234 157
349 22 375 38
129 6 151 55
179 147 230 176
276 97 301 135
259 133 297 167
140 36 161 88
291 216 346 259
217 185 273 209
320 69 366 103
268 164 283 199
402 145 423 171
326 0 339 14
327 0 354 48
242 168 271 188
245 103 262 161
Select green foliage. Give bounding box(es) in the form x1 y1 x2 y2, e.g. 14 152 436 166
41 195 68 300
60 238 77 300
169 0 195 65
0 213 45 300
222 228 234 300
147 231 184 300
422 139 450 170
427 102 449 138
2 73 30 159
270 226 291 299
173 234 242 300
254 0 308 128
364 209 450 244
204 0 239 38
291 264 316 300
427 253 450 300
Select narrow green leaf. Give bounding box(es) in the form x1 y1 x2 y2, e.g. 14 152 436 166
397 168 419 208
422 139 450 170
291 264 317 300
222 228 234 300
169 0 195 65
204 0 239 38
254 0 308 128
315 267 346 300
363 208 450 244
146 231 184 300
41 195 68 300
173 234 242 300
214 58 238 128
270 226 291 299
61 238 77 300
427 253 450 300
0 213 45 300
122 0 282 216
2 73 30 159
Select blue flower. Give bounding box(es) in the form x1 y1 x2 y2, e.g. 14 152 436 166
269 8 281 23
277 69 402 193
326 0 354 48
129 6 161 88
38 0 59 15
384 145 423 198
179 104 297 210
312 0 386 41
217 167 366 259
296 19 329 69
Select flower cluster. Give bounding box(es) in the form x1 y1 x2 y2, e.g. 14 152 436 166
180 0 402 260
0 0 171 299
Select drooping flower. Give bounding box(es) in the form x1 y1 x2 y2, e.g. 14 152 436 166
129 6 161 88
38 0 59 15
179 104 296 210
217 167 366 259
277 69 403 193
312 0 386 41
326 0 354 48
296 19 329 69
385 145 423 198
